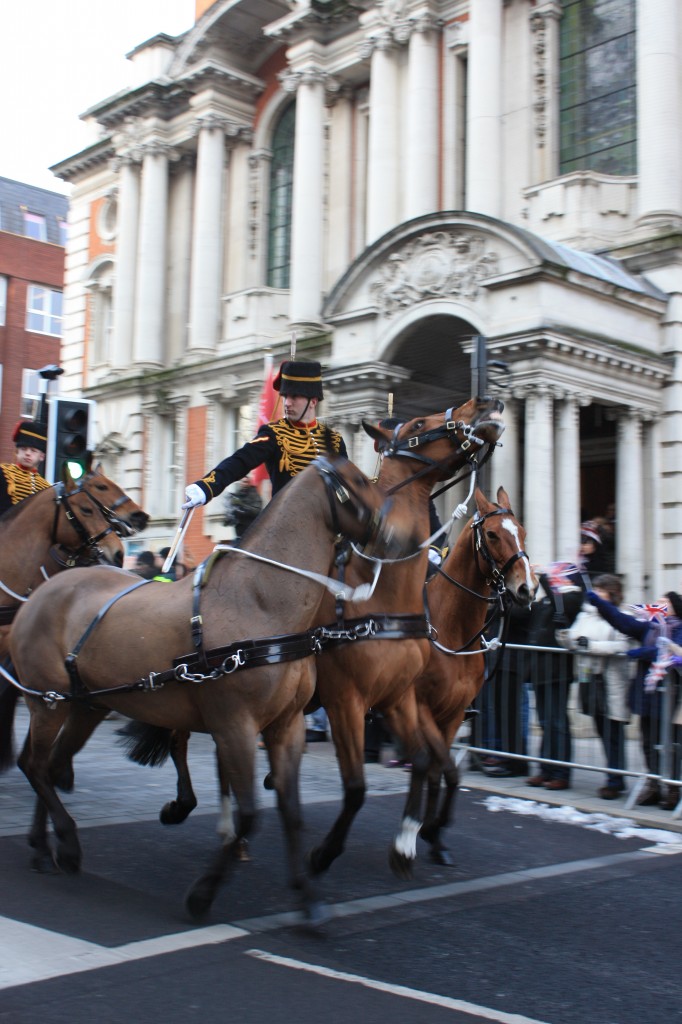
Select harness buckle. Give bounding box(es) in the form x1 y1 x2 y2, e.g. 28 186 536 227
145 671 164 691
408 437 419 448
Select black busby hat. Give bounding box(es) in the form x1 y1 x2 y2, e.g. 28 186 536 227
273 360 323 400
12 419 47 453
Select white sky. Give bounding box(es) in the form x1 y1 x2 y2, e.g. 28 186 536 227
1 0 197 194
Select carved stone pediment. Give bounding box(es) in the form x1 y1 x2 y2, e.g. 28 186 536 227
371 230 500 316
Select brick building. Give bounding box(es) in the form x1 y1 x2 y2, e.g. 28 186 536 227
0 177 67 463
51 1 681 594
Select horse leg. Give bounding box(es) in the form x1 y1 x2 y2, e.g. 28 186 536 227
420 754 460 867
308 697 367 877
48 704 108 792
263 713 325 925
18 702 82 873
0 673 19 772
160 730 198 825
185 732 258 921
382 694 432 880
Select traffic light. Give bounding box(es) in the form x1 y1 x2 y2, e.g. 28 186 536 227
45 397 95 483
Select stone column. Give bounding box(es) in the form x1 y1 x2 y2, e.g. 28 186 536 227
555 394 581 562
637 0 682 225
642 416 662 599
111 157 140 370
616 410 644 600
523 387 554 566
365 33 401 243
405 14 440 220
466 0 503 217
133 144 169 367
188 115 226 355
286 67 328 327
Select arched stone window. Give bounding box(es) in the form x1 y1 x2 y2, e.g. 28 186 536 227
84 257 114 367
267 102 296 288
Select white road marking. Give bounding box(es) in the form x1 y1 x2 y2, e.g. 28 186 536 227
246 948 553 1024
0 919 246 990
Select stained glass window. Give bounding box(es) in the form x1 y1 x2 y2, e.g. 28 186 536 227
560 0 636 175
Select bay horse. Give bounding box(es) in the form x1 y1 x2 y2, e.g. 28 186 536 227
306 399 507 880
5 456 418 922
414 485 537 865
0 460 149 769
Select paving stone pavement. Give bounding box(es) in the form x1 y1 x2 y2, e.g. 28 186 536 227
1 702 680 838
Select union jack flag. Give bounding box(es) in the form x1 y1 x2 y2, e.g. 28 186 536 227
543 562 582 593
644 636 682 692
625 603 668 622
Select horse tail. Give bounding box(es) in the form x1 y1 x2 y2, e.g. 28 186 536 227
116 719 174 767
0 669 19 772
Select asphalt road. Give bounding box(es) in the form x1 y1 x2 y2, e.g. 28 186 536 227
1 714 681 1024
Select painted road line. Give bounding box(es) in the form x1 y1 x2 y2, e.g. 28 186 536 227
0 919 246 991
246 948 553 1024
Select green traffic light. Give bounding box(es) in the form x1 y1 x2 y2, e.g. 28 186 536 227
66 460 85 480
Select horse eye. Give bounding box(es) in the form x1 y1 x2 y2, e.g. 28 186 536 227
414 420 425 430
78 505 94 517
94 484 108 492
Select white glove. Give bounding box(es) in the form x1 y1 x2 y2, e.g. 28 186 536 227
182 484 207 509
428 546 442 567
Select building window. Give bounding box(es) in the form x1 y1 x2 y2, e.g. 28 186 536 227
267 102 296 289
21 368 43 419
86 259 114 366
57 217 68 246
23 211 47 241
26 284 63 336
0 276 6 326
560 0 636 175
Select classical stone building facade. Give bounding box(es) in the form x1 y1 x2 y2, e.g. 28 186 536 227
52 0 681 596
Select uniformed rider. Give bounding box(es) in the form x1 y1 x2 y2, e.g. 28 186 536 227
182 360 347 509
0 420 51 516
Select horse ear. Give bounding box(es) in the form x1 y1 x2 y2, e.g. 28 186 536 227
474 487 491 514
362 419 385 441
61 461 76 489
84 451 94 475
496 485 512 511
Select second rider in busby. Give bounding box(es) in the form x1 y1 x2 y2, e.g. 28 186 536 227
0 420 51 516
182 360 348 509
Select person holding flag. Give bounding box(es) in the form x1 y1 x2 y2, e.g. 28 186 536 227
181 359 347 510
586 587 682 808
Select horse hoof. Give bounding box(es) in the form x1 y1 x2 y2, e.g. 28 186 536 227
232 839 251 863
300 900 328 931
160 801 194 826
388 846 414 881
429 848 455 867
185 884 213 922
263 772 274 791
307 847 329 877
30 850 57 874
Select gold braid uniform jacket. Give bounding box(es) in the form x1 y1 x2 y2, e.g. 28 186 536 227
195 419 347 503
0 463 51 516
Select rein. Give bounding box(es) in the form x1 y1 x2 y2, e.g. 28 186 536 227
424 507 530 659
0 479 129 622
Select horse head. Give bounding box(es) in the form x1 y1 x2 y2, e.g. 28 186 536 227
471 485 538 607
362 396 505 486
313 455 420 561
57 463 150 567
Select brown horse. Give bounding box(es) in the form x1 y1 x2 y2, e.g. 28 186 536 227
5 456 419 922
113 398 510 872
306 399 507 880
0 461 149 768
414 486 537 865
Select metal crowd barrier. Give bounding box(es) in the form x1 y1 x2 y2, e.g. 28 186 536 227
454 642 682 819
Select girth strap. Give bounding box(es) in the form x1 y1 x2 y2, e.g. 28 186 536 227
316 613 431 648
